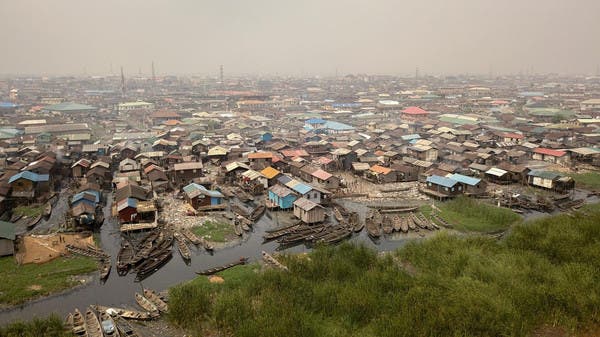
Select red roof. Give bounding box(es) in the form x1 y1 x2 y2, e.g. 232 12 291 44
402 106 429 115
534 148 566 157
280 149 309 158
311 169 333 180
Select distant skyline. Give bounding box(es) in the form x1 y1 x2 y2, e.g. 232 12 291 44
1 0 599 76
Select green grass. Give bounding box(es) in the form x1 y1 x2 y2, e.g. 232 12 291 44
0 256 97 306
569 172 600 190
421 196 521 233
168 205 600 337
191 220 235 242
0 315 71 337
13 205 44 218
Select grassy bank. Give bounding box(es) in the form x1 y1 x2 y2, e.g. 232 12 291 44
569 172 600 190
13 205 44 218
0 315 70 337
0 256 97 306
191 220 235 242
421 196 520 232
169 205 600 337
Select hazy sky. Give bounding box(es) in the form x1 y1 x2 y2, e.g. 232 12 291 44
1 0 599 76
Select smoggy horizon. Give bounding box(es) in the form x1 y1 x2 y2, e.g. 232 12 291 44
1 0 599 77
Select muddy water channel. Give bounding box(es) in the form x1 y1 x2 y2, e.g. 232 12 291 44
1 191 595 325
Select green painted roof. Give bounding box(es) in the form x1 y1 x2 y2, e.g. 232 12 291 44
44 102 97 112
0 221 16 240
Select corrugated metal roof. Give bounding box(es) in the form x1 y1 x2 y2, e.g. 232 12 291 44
260 166 281 179
426 175 458 188
293 197 321 211
449 173 481 186
485 167 508 177
8 171 49 184
269 184 294 197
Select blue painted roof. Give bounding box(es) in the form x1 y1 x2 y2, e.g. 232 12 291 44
117 197 138 211
0 102 18 109
72 191 100 204
183 183 224 198
8 171 49 184
449 173 481 186
306 118 326 124
290 182 312 195
426 175 458 188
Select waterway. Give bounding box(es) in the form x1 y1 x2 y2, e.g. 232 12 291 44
0 196 411 324
0 190 595 325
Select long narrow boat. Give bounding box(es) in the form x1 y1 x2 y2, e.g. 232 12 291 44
99 259 111 281
348 212 362 232
143 288 169 313
135 250 172 281
264 222 300 233
196 257 249 275
382 215 393 234
407 215 417 230
26 215 42 230
92 305 158 320
173 232 191 261
400 216 410 233
180 228 202 245
365 211 381 238
333 206 346 224
234 223 243 236
135 292 159 314
66 244 110 259
320 229 352 244
43 202 52 218
115 316 142 337
99 311 121 337
249 203 266 221
392 215 402 232
117 241 134 275
84 307 103 337
71 308 87 336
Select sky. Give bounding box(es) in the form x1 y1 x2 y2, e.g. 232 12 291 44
1 0 599 76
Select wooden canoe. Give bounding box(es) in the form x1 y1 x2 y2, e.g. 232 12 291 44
249 203 266 221
173 232 191 261
71 308 87 336
99 259 111 281
143 288 169 313
400 216 409 233
115 316 142 337
99 311 120 337
382 215 393 234
196 257 249 275
392 215 402 232
365 211 381 238
135 292 158 314
92 305 158 321
84 307 103 337
117 241 134 275
180 228 202 245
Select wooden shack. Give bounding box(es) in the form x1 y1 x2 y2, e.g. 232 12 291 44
293 197 325 224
